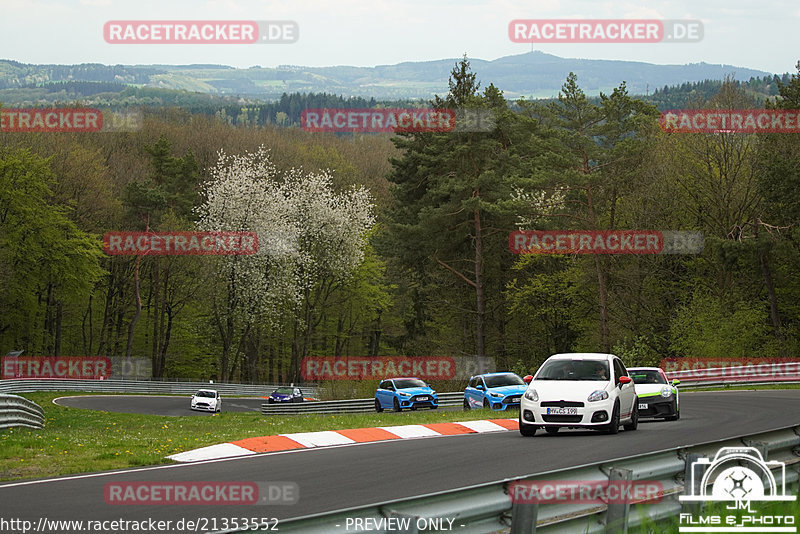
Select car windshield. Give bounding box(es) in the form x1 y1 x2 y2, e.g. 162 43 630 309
630 370 667 384
195 390 216 398
536 360 610 381
393 379 426 389
274 388 294 394
483 374 525 387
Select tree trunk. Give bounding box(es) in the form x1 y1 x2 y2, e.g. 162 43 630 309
474 203 485 359
124 255 142 359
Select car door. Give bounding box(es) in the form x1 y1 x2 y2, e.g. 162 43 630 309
464 377 478 408
614 358 635 418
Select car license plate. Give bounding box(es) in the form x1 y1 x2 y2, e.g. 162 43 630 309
418 396 429 401
546 407 577 415
638 403 647 410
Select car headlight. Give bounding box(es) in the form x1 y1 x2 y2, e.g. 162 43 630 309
399 392 410 397
430 390 436 395
490 392 503 398
660 386 672 398
524 388 538 402
587 390 609 402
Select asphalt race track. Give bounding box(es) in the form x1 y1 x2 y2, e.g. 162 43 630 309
3 389 799 533
53 394 463 415
54 395 265 415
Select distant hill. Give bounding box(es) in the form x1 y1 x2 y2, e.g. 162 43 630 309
0 51 776 102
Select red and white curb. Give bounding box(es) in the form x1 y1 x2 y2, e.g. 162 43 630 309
167 418 518 462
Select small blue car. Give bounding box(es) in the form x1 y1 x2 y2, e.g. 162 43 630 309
464 372 528 410
375 377 438 412
267 386 304 403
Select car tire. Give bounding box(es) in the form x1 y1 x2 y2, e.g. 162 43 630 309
623 399 638 431
665 399 679 421
393 398 401 412
463 399 470 411
605 402 620 434
411 406 417 411
545 426 559 435
375 399 383 413
519 415 537 437
483 399 490 409
431 405 438 410
267 399 274 404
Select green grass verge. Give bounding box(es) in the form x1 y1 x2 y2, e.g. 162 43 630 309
0 391 516 482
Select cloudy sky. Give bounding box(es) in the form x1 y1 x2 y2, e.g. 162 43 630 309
1 0 797 74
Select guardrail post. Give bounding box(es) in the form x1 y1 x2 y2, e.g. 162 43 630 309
683 453 706 515
605 467 632 534
510 501 538 534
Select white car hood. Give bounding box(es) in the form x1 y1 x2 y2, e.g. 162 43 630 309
530 380 611 402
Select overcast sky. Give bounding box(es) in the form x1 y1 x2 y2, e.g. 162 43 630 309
1 0 797 75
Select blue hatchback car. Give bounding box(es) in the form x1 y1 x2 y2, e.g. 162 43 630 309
375 377 438 412
464 372 528 410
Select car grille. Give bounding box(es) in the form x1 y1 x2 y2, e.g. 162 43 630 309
503 396 522 404
540 400 584 408
196 402 209 407
411 395 434 402
542 415 582 423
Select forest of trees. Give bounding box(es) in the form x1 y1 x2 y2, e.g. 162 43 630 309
1 59 799 384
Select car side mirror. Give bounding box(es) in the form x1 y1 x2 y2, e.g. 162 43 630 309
476 384 484 390
523 375 533 384
672 379 680 386
618 376 632 386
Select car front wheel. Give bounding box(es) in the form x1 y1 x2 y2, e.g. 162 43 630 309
665 399 679 421
623 400 638 431
375 399 383 413
605 402 620 434
463 399 470 411
519 415 537 437
393 398 402 412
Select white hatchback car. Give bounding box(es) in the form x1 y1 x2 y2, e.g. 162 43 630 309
519 353 638 436
190 389 221 412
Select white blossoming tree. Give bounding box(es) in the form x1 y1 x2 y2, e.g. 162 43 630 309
195 147 375 381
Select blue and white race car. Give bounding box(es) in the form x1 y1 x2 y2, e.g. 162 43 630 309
375 377 438 412
464 372 528 410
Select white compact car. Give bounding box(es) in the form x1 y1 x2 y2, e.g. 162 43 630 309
519 353 638 436
627 367 680 420
190 389 221 412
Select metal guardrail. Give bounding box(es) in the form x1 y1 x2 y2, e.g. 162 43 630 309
261 392 465 415
0 379 319 398
0 394 45 429
668 364 800 388
256 424 800 534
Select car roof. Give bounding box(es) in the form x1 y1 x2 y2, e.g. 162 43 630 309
547 353 615 361
471 372 520 379
628 367 662 371
386 377 422 381
196 389 217 393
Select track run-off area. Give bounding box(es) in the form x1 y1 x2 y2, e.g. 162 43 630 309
1 389 799 532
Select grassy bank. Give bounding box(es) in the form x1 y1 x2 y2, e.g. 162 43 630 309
0 391 513 482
